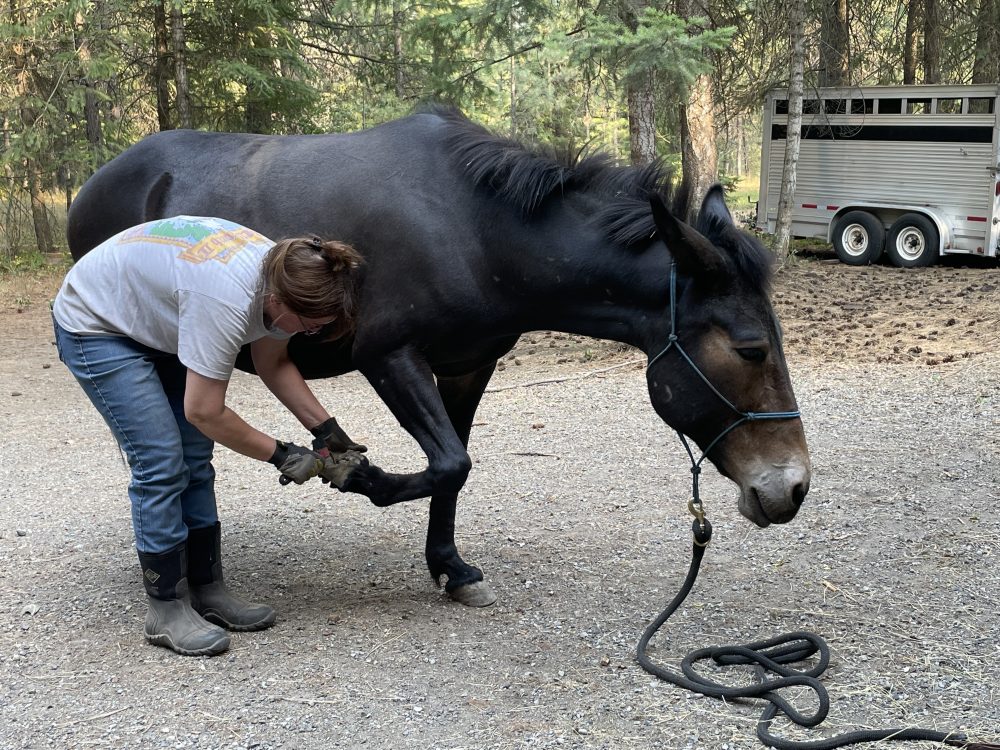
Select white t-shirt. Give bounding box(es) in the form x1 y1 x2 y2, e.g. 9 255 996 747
53 216 291 381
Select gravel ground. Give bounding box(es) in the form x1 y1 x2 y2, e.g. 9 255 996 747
1 255 999 750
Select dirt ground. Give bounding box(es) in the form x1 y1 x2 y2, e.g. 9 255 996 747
1 249 999 750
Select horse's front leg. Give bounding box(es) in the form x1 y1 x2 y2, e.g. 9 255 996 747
425 362 500 607
342 347 471 506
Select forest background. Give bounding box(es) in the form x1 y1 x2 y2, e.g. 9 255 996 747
2 0 999 261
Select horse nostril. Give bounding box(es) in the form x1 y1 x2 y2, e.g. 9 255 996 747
792 483 807 507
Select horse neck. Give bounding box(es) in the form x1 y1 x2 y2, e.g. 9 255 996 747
490 207 673 350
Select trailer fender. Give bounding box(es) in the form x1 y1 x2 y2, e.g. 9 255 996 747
828 204 950 254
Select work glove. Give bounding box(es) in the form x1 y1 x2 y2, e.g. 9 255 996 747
310 417 367 454
268 441 325 485
318 450 369 490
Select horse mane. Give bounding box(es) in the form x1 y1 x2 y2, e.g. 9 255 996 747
428 105 772 289
696 206 775 292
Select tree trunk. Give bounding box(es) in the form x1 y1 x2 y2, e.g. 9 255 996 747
621 0 656 167
153 0 172 130
734 114 744 179
9 0 54 254
83 88 103 156
675 0 717 220
393 0 405 99
26 167 54 254
923 0 941 84
973 0 1000 84
509 14 517 136
73 9 105 167
818 0 849 87
171 0 193 128
680 74 717 220
902 0 921 84
773 0 806 259
627 70 657 166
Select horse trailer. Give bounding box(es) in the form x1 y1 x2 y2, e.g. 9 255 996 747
756 84 1000 266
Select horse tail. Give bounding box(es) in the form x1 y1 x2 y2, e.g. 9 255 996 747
66 136 175 261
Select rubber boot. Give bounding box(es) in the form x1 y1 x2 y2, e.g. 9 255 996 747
138 545 230 656
187 523 276 632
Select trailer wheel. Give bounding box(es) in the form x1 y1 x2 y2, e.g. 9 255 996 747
832 211 884 265
886 213 939 268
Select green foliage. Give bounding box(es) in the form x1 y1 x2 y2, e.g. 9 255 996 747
0 0 995 256
181 0 322 132
570 9 734 92
0 249 69 276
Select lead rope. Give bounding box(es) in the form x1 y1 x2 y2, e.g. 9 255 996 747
636 502 1000 750
637 266 998 750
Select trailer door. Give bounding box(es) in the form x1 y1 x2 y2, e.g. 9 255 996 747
992 177 1000 257
991 93 1000 257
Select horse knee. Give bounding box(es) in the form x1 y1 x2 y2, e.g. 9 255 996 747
428 452 472 493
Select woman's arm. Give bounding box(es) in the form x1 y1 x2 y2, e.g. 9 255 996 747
183 372 278 460
250 336 330 431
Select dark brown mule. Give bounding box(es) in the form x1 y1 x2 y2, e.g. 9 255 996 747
67 108 811 606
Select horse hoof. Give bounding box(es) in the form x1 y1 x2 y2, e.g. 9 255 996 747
449 580 497 607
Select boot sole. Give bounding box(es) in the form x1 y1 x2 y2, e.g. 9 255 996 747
145 630 230 656
201 609 277 632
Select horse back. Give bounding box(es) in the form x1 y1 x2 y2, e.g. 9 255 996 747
66 115 465 260
66 115 514 377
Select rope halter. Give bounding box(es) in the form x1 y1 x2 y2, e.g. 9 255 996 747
646 263 801 521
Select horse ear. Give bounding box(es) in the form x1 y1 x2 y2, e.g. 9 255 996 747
649 193 727 277
697 184 734 234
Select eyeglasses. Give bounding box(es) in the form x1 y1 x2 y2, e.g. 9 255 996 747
294 312 324 336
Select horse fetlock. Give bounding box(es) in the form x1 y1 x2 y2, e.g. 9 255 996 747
341 463 388 501
425 544 459 581
442 564 484 592
426 548 482 591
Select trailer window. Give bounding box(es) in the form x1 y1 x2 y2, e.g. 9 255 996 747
906 98 932 114
969 97 995 114
824 99 847 114
877 98 903 114
850 98 873 115
803 99 820 114
936 97 962 114
774 99 788 115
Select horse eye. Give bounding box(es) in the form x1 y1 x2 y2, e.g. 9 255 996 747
735 347 767 363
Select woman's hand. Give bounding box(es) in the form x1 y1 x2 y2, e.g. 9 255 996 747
268 441 325 485
310 416 367 453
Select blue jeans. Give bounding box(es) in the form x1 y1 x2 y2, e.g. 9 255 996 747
53 318 218 553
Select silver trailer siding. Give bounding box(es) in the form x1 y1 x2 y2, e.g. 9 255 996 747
757 84 1000 266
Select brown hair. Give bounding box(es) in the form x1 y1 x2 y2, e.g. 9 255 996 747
261 236 364 339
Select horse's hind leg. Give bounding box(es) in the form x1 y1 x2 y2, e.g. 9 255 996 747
428 362 499 607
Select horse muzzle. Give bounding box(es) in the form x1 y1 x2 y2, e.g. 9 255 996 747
737 461 811 527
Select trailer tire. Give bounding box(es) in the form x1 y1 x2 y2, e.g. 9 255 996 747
833 211 884 265
886 213 939 268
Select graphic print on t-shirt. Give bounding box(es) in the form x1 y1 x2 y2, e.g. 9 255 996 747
116 217 269 265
